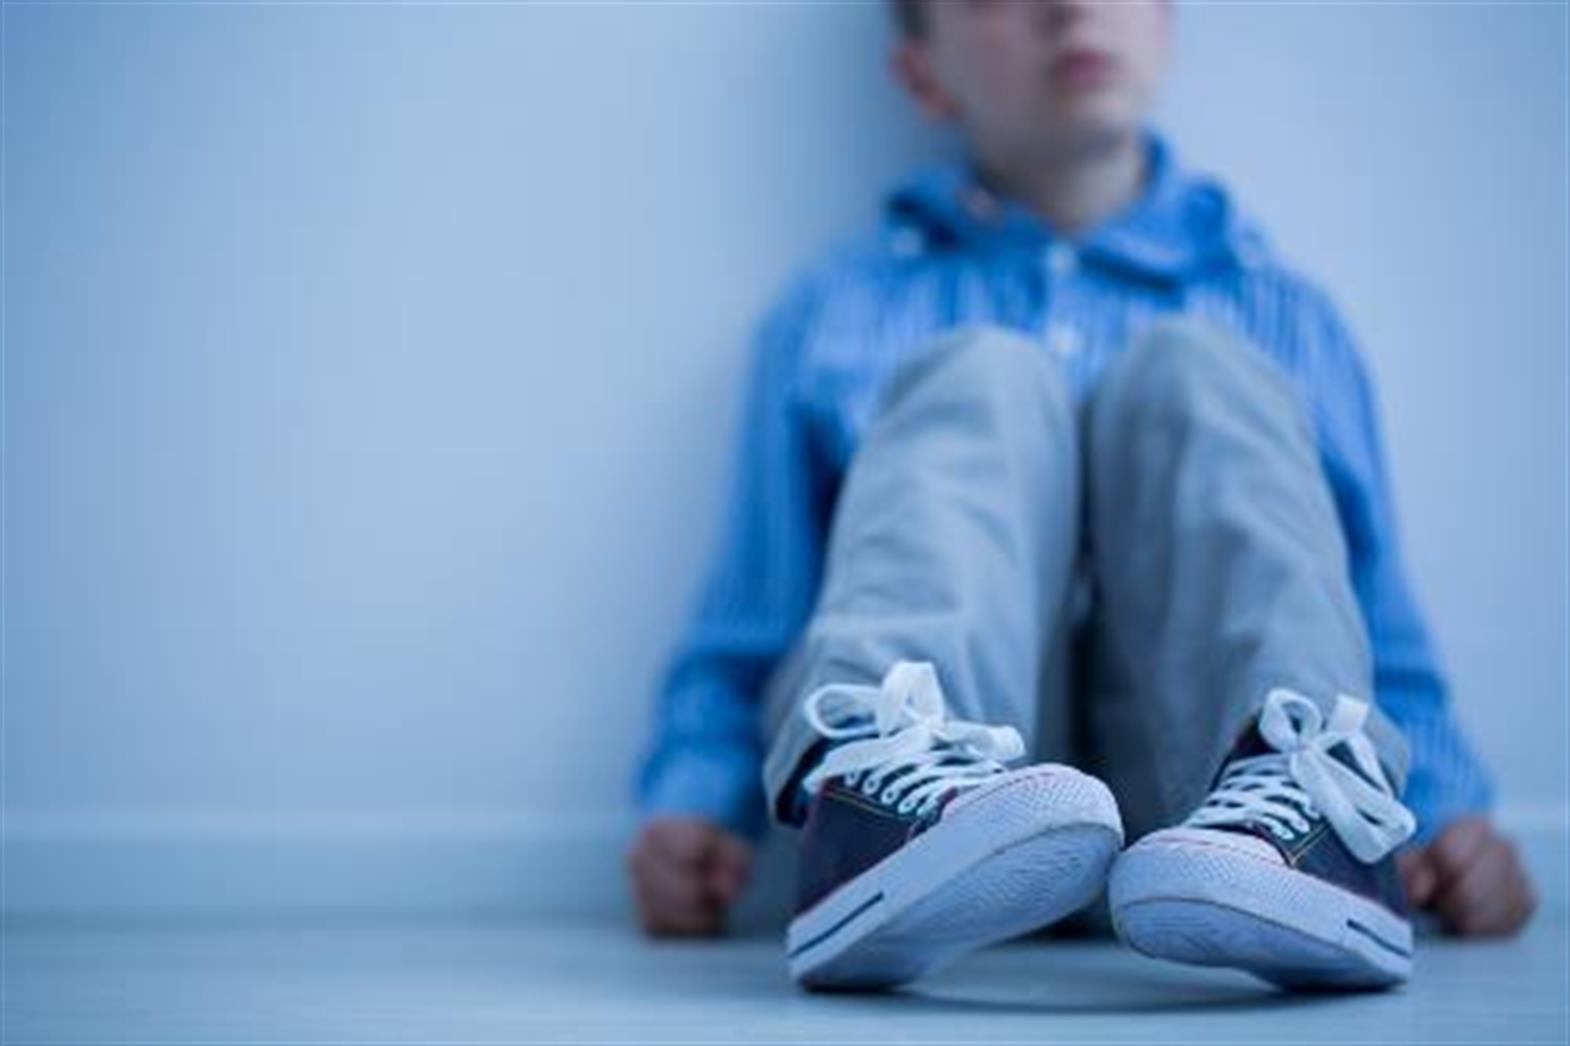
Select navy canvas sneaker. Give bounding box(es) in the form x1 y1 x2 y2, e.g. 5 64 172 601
1109 688 1418 990
785 660 1123 990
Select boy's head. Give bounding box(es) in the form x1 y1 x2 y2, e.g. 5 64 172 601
892 0 1171 168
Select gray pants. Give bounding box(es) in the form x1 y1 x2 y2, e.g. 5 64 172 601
761 319 1409 844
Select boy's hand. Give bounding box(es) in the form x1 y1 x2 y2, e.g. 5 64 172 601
1396 815 1537 936
626 815 753 937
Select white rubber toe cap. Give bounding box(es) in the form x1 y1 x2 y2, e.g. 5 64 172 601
1128 825 1286 866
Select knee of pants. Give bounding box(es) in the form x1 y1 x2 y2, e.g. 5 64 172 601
874 324 1075 430
1094 315 1309 438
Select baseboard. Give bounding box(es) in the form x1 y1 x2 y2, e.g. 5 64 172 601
3 805 1564 920
0 812 640 920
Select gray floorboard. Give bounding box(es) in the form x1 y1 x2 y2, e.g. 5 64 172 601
4 912 1567 1043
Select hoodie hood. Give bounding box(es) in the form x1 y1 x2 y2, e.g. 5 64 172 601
883 129 1270 285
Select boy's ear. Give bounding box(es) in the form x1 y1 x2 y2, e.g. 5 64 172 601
891 42 959 123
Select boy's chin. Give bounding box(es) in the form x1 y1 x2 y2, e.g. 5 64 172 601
1034 109 1146 157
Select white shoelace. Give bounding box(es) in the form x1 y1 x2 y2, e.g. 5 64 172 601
800 661 1024 818
1188 688 1416 863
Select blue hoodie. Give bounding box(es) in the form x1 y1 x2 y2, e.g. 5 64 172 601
636 128 1493 842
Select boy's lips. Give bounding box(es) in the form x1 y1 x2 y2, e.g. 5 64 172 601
1051 48 1119 90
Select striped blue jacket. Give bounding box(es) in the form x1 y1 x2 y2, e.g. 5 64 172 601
637 127 1493 841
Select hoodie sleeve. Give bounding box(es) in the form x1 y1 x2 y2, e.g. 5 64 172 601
1297 286 1496 840
633 284 832 839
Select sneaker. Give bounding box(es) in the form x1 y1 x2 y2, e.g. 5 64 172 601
785 660 1123 990
1108 688 1417 990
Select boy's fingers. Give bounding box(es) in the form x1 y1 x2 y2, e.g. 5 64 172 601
633 866 721 936
626 819 749 933
635 882 721 937
711 833 752 876
705 865 743 905
1442 876 1508 935
705 838 753 902
633 850 711 912
628 836 713 913
1440 840 1506 910
644 819 717 869
1397 847 1438 907
1429 817 1489 882
710 830 751 866
1508 864 1539 932
1434 840 1514 934
1450 842 1535 936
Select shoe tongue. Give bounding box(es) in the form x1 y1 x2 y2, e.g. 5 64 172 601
1211 717 1275 787
1203 718 1306 856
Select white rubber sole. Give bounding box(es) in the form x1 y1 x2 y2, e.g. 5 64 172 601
1109 833 1413 990
786 765 1122 991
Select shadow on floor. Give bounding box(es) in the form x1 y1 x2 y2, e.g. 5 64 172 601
889 969 1349 1016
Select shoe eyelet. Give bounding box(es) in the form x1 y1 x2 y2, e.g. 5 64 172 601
881 786 901 804
897 797 916 815
843 771 861 787
862 778 881 796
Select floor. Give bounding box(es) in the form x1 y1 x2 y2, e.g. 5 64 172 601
4 911 1567 1044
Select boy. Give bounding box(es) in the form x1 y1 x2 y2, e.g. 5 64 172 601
628 0 1535 989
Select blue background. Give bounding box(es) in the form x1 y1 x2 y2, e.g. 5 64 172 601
4 2 1565 913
